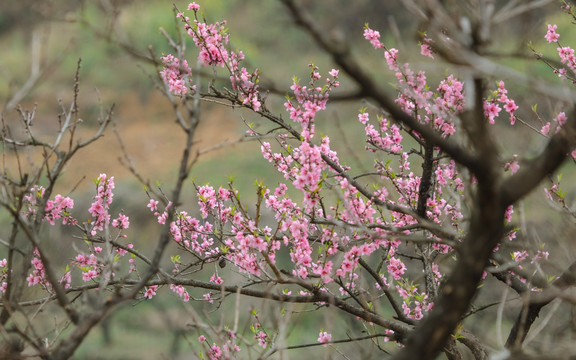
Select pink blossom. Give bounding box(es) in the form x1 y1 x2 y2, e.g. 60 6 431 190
88 174 115 235
144 285 158 299
555 111 567 127
363 28 383 49
497 81 509 101
45 194 75 225
387 257 406 280
504 99 519 124
112 213 130 230
420 38 434 59
116 244 131 256
558 46 576 69
147 199 159 211
255 331 268 348
187 2 200 11
82 269 98 282
157 211 169 225
505 205 514 223
541 122 551 135
60 271 71 289
336 258 355 277
531 250 549 264
440 121 456 136
160 54 193 95
210 273 223 285
483 101 501 124
512 250 529 263
384 48 399 71
505 160 520 174
317 331 332 346
545 24 560 43
203 292 214 304
27 250 51 289
209 344 223 359
504 154 520 174
27 273 40 287
170 284 190 302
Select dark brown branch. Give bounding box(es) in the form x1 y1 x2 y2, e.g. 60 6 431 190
358 258 409 323
506 260 576 348
416 141 439 299
126 64 201 300
265 332 399 357
394 174 504 359
7 208 79 325
279 0 481 174
48 295 126 360
501 108 576 205
207 87 461 244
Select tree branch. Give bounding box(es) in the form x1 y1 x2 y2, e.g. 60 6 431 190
501 109 576 205
279 0 482 174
